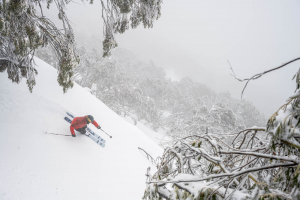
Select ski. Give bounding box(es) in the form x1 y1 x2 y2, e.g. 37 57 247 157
64 116 105 148
66 112 106 143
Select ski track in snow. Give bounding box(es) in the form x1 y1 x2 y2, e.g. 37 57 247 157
0 57 163 200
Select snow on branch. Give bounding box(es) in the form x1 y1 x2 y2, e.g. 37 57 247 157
143 124 300 200
138 147 161 168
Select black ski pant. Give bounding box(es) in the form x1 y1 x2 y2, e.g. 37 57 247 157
75 125 87 134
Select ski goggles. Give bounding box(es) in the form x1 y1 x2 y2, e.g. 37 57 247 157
86 116 93 123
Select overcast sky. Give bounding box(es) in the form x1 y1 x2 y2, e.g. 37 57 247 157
48 0 300 117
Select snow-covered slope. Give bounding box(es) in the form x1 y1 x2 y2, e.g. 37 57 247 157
0 58 163 200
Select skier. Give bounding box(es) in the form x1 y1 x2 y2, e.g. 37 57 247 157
70 115 101 137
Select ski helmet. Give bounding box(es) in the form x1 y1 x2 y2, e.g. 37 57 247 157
86 115 94 123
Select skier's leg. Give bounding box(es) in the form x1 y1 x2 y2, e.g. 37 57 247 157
76 128 85 134
81 125 87 134
76 125 87 134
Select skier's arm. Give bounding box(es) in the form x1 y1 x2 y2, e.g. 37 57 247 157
70 125 75 136
92 120 101 129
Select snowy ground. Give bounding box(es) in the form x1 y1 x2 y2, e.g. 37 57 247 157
122 116 171 146
0 58 163 200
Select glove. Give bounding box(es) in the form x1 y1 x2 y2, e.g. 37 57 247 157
97 126 101 129
72 134 76 137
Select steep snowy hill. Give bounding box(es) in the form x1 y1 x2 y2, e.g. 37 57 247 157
0 58 163 200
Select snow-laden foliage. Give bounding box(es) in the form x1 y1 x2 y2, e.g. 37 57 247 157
0 0 162 92
0 0 78 92
162 91 264 146
143 68 300 200
143 128 300 199
101 0 162 57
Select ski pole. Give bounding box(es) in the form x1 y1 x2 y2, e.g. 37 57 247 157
100 128 112 138
44 132 72 136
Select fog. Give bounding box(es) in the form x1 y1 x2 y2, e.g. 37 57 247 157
46 0 300 117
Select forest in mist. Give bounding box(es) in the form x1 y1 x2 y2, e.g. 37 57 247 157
36 35 265 146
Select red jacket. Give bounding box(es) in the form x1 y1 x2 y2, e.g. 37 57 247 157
70 116 99 135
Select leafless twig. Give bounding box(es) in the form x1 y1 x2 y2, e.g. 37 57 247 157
228 57 300 98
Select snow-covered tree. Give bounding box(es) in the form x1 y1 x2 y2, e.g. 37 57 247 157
0 0 162 92
143 58 300 200
0 0 78 92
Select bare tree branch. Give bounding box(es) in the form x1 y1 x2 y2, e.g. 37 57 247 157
229 57 300 98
